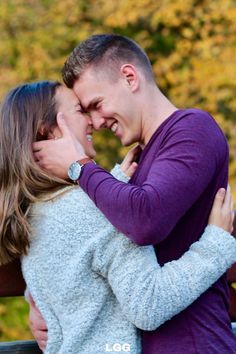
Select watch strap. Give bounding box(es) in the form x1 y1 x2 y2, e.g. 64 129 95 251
77 157 93 166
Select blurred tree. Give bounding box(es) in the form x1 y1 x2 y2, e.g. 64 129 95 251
0 0 235 176
0 298 32 340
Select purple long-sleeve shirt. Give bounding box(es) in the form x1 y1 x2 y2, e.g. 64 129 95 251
80 109 236 353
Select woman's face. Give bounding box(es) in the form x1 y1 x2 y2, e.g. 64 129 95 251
53 86 96 159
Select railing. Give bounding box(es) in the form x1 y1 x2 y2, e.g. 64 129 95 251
0 340 42 353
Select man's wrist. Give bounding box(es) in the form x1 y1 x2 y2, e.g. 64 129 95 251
68 158 96 182
77 157 92 165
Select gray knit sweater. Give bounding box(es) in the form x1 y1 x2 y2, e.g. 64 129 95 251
22 166 236 354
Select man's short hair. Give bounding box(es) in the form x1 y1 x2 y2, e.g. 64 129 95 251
62 34 154 88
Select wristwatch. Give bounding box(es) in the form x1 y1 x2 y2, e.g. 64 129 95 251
68 158 95 182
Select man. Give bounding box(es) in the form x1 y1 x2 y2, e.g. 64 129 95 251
33 34 236 353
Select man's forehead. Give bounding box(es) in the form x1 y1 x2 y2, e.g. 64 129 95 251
73 82 97 106
72 90 98 115
74 65 115 89
75 67 98 86
73 70 98 94
73 72 107 103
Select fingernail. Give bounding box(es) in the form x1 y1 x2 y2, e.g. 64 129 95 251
218 188 225 197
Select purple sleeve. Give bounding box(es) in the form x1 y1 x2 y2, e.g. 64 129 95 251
80 115 227 245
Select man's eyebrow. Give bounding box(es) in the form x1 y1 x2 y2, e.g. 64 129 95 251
74 102 89 114
84 97 102 111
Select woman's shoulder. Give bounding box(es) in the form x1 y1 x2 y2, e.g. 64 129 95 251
28 184 112 253
33 185 93 209
30 185 107 227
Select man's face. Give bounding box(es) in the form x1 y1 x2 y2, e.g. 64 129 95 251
73 68 142 146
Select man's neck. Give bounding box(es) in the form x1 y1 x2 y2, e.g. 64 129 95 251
140 86 178 146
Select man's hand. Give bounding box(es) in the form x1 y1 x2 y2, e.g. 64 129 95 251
28 293 48 352
33 113 88 179
208 185 235 234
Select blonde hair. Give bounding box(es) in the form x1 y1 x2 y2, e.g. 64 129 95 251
0 81 71 265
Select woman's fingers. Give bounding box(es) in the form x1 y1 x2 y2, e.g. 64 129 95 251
121 145 142 175
208 187 235 233
222 185 232 212
125 162 138 177
211 188 226 212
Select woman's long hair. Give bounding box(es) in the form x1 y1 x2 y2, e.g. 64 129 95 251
0 81 71 265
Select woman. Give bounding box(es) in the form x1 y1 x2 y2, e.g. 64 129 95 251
0 81 235 354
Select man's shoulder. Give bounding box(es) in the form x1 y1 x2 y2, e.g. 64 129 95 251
151 109 217 142
169 108 216 127
148 108 228 160
160 108 225 140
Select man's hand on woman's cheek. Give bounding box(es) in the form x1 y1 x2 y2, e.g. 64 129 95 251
33 113 87 179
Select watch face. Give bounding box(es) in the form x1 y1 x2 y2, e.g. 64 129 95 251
68 162 82 181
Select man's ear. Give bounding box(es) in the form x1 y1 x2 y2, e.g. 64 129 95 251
120 64 140 92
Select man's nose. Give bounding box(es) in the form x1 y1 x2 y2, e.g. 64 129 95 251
90 112 106 130
87 115 93 126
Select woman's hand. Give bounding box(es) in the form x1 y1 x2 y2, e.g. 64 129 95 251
208 186 235 233
120 145 142 177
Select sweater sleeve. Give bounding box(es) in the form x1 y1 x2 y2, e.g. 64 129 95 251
110 164 130 182
80 112 228 245
92 225 236 330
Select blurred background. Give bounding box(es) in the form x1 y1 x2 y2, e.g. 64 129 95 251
0 0 235 341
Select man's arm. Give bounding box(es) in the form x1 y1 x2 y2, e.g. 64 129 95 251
80 114 228 245
33 112 228 246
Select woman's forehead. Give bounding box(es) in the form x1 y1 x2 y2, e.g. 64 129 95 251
56 86 81 107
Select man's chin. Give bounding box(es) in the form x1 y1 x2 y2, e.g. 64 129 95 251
85 149 96 159
120 136 135 147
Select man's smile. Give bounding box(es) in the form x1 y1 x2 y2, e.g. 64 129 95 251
110 122 118 134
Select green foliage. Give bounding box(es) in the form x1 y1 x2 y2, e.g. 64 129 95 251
0 298 32 340
0 0 235 340
0 0 235 177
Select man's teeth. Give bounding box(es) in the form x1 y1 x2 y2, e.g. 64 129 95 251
111 123 118 133
86 134 93 142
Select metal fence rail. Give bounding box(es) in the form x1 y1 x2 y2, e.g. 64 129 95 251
0 340 42 353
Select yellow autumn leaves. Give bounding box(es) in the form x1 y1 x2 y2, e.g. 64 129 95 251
0 0 235 193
